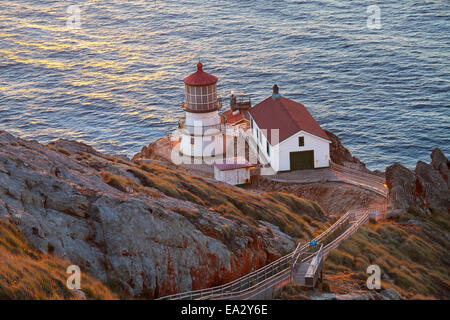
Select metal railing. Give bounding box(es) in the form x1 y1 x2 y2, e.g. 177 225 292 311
329 162 388 197
329 162 385 185
157 205 387 300
303 244 324 287
230 95 251 110
157 249 296 300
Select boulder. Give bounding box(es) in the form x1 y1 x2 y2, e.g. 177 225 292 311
325 130 369 172
431 148 449 189
415 161 449 212
380 289 401 300
386 209 406 219
385 163 424 212
386 150 450 214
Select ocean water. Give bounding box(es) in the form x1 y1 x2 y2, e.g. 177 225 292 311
0 0 448 170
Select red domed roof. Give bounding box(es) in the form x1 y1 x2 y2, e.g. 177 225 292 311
183 62 218 86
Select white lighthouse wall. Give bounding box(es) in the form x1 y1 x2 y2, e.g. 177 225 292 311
185 110 220 127
180 110 222 157
180 133 223 157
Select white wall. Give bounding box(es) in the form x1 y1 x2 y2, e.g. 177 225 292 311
180 133 223 157
185 110 220 127
180 110 222 157
250 115 330 172
276 131 330 171
214 167 251 185
250 116 271 165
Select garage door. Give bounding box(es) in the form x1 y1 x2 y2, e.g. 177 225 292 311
290 150 314 170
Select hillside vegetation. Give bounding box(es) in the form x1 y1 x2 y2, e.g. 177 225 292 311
278 207 449 300
101 161 327 240
325 207 449 299
0 219 116 300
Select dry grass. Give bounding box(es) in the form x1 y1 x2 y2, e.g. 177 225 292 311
124 162 327 239
276 284 310 300
0 219 116 300
276 208 449 300
100 171 134 193
324 207 450 299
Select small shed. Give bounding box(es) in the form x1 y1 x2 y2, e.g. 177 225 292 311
214 158 255 185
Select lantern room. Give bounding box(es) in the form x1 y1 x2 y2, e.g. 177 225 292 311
183 62 220 113
179 62 223 158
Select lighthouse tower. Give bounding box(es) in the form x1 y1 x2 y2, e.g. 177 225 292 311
180 62 222 157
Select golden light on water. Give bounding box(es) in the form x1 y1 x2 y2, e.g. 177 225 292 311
0 0 446 168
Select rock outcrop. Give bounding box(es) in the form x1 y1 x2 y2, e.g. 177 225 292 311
386 148 449 214
0 131 308 298
431 148 449 188
325 130 370 173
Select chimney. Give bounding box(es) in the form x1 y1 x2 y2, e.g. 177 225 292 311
273 84 279 94
272 84 281 100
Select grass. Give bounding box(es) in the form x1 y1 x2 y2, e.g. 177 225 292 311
98 154 445 300
100 171 133 193
122 162 327 239
0 219 116 300
276 284 310 300
274 207 449 300
323 207 450 299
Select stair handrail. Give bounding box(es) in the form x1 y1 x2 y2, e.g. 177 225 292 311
157 205 386 300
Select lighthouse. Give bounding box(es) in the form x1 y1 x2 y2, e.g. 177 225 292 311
179 62 223 158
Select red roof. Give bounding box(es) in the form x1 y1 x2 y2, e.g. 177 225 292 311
249 96 330 145
183 62 218 86
214 158 255 171
220 109 249 126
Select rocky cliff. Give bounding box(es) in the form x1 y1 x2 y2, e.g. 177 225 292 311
325 130 370 173
386 148 449 215
0 219 116 299
0 130 326 298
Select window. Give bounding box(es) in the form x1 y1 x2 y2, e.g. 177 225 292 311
256 129 259 139
191 137 195 145
298 136 304 147
250 118 253 129
266 141 270 156
185 84 217 111
259 132 262 144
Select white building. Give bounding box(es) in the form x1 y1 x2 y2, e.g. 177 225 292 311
179 62 223 158
214 158 255 185
248 85 331 172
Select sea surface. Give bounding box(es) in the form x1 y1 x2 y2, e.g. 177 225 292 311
0 1 449 170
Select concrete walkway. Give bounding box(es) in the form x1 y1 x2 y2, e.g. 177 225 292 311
264 163 388 198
